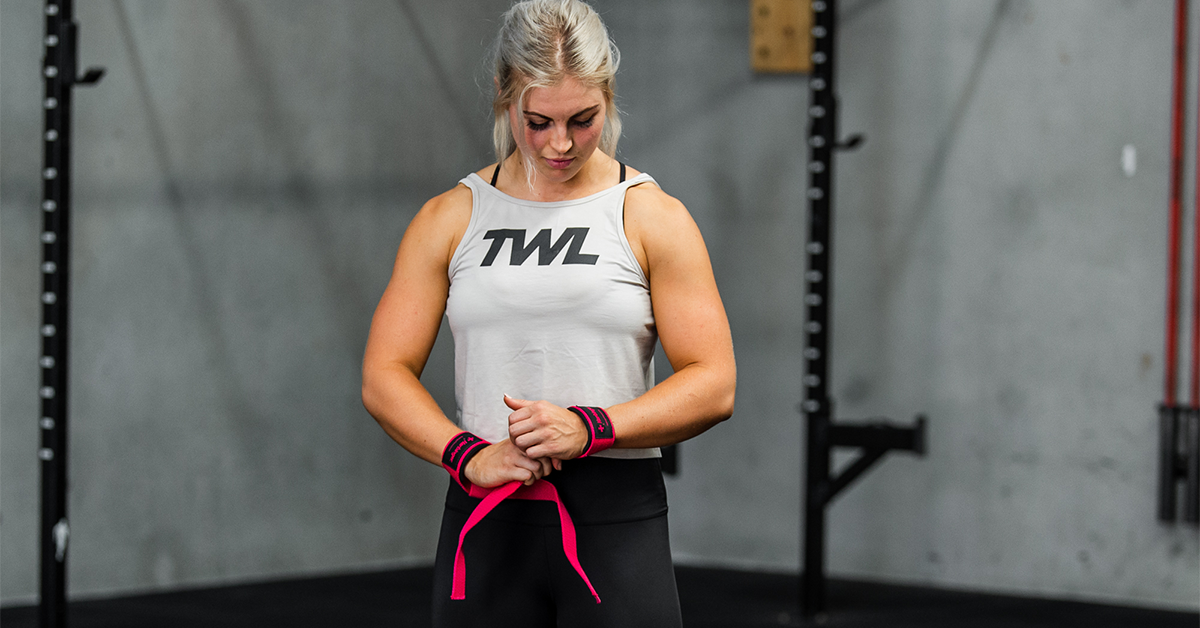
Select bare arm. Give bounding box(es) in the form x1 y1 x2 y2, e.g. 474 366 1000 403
508 184 736 458
607 184 736 446
362 185 551 486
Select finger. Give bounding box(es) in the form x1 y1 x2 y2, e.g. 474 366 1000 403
519 466 537 485
539 457 553 478
508 415 536 437
525 444 560 461
511 432 534 452
504 394 533 411
512 423 546 447
513 453 542 477
553 458 562 471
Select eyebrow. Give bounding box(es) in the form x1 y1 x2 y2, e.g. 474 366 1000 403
523 105 601 120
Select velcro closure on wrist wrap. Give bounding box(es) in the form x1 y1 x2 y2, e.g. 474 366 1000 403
442 431 489 492
567 406 616 457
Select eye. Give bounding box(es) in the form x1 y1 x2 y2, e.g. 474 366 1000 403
526 119 550 131
572 116 596 128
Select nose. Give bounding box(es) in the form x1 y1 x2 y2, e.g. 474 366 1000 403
549 124 572 154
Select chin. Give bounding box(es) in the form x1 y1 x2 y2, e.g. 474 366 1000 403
541 163 581 180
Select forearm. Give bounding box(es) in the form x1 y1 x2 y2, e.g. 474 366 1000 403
605 360 735 449
361 363 462 466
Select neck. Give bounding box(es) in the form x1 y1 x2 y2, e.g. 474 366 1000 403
502 150 616 202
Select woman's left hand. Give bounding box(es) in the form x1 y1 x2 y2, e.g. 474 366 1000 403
505 395 588 464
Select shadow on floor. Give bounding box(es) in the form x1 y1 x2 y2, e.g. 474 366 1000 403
2 566 1196 627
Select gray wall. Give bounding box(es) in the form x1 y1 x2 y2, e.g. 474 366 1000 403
823 0 1195 607
1 0 1196 612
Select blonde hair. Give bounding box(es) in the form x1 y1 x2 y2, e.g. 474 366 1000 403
492 0 622 164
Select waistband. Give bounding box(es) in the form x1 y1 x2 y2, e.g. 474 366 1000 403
443 456 668 526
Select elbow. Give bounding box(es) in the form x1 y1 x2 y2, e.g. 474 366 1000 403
361 383 376 418
361 382 374 416
361 360 419 423
712 368 736 423
719 394 735 423
717 386 735 423
361 368 384 420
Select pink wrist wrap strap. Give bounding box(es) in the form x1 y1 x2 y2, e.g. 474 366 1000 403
441 431 601 604
452 480 601 604
567 406 616 457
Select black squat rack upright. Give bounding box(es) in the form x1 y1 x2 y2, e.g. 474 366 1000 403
801 0 927 619
39 1 103 626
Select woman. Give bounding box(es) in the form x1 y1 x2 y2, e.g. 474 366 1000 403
361 1 735 625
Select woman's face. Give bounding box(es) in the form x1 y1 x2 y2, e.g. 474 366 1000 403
508 75 606 183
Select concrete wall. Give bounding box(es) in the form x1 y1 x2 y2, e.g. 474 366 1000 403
0 0 504 601
2 0 1195 612
822 0 1196 608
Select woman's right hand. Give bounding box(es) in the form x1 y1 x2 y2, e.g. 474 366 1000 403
463 439 554 488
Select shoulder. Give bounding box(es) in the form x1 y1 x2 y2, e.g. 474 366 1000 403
620 163 683 217
423 181 474 217
624 180 695 242
404 182 475 265
622 178 707 276
412 183 472 233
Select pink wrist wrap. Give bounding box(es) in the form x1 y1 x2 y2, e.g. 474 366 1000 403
441 431 489 492
567 406 616 457
441 432 601 604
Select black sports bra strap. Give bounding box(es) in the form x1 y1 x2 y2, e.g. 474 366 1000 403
619 162 626 183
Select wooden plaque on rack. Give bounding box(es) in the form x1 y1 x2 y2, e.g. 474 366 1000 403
751 0 812 74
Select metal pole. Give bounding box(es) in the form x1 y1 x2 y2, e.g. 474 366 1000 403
40 2 75 624
1158 405 1179 522
39 2 102 625
802 0 836 618
1166 0 1188 409
1185 409 1199 523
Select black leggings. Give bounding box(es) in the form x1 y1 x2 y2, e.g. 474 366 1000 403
431 457 682 628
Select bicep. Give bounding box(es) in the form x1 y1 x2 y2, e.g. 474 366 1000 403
641 200 734 373
363 202 459 378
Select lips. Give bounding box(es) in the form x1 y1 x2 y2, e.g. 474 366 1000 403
546 157 574 170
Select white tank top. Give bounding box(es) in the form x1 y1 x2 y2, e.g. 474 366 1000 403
445 171 660 459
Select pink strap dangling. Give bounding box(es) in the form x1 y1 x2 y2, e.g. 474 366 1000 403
452 480 601 604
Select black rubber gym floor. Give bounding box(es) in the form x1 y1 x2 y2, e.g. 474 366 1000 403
1 566 1195 627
